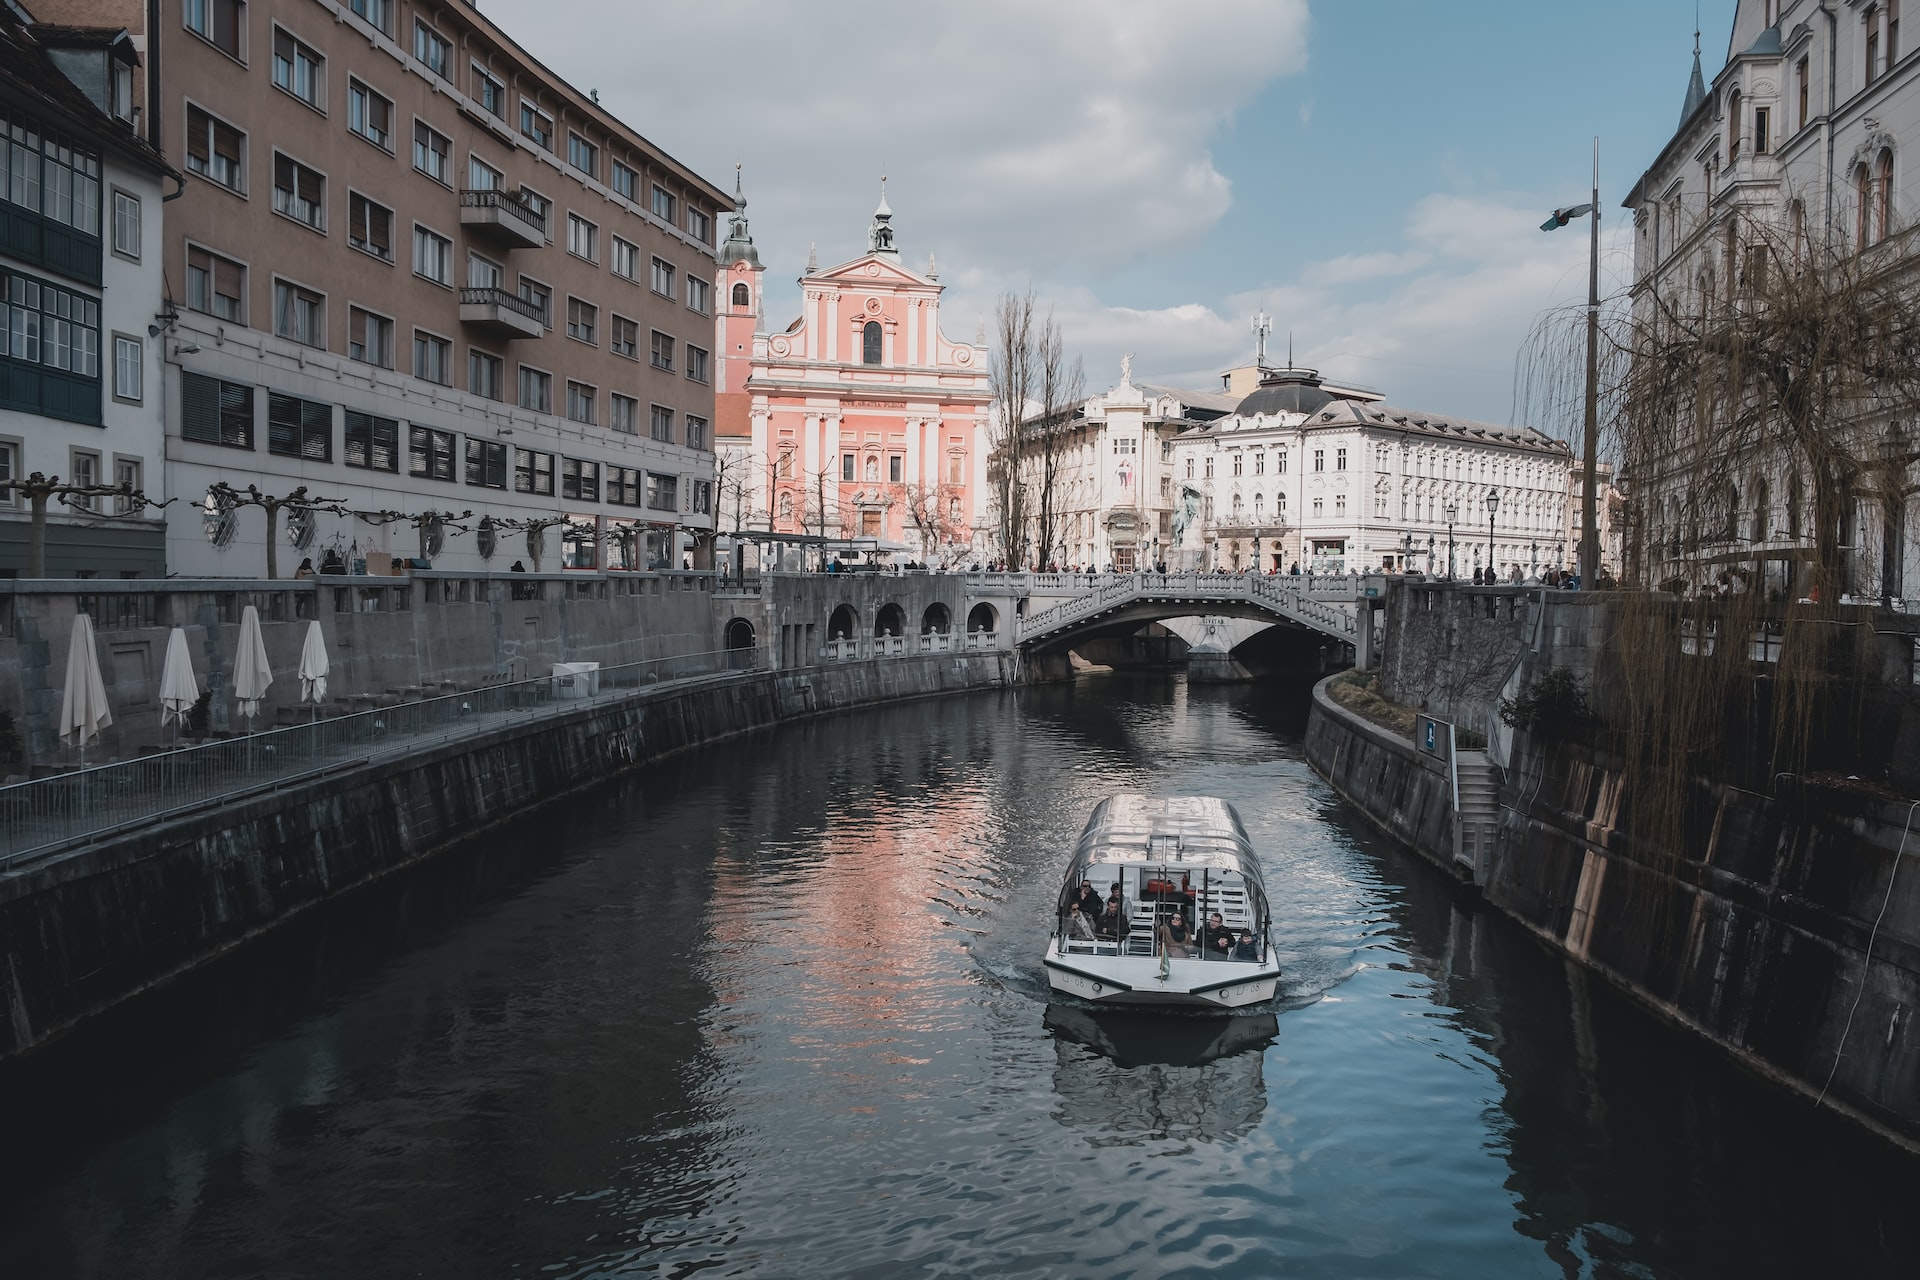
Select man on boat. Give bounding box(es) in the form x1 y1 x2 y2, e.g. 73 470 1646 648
1100 884 1131 942
1203 913 1235 957
1232 929 1259 961
1075 881 1103 922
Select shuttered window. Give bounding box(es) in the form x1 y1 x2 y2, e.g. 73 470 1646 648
344 409 398 471
181 371 254 448
267 391 330 460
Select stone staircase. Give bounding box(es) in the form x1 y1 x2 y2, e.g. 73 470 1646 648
1452 750 1501 880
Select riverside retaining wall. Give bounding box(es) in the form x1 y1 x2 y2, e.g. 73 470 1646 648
0 651 1013 1060
1306 676 1920 1152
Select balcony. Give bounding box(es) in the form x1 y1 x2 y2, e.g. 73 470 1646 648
459 287 544 339
459 188 547 249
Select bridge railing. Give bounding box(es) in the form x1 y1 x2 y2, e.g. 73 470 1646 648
819 631 1000 661
1012 571 1376 644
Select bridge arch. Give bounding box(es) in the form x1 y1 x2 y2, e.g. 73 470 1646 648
967 602 999 633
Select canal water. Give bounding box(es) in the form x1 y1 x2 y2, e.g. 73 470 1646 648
0 676 1913 1278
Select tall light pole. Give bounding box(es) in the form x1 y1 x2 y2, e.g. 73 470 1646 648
1444 499 1458 579
1542 137 1602 590
1486 488 1501 579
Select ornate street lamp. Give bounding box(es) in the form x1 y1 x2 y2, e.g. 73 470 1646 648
1401 531 1414 572
1530 541 1539 577
1444 499 1458 579
1485 488 1500 579
1252 534 1261 574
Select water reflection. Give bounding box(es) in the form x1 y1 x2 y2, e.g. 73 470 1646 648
1043 1006 1276 1144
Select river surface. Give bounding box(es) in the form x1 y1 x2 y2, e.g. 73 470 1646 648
0 674 1914 1279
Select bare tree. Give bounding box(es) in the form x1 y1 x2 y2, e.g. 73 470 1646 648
902 482 966 563
211 483 346 580
989 290 1036 567
4 472 169 577
1032 314 1084 570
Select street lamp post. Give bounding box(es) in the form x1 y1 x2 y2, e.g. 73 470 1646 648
1486 488 1500 580
1542 139 1602 590
1444 499 1458 579
1530 541 1539 578
1426 534 1436 576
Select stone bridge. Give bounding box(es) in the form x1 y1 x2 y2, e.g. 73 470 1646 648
1001 571 1387 663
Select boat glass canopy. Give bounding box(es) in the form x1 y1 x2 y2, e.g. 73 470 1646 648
1061 794 1261 884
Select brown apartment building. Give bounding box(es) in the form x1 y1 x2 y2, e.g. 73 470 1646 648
35 0 728 574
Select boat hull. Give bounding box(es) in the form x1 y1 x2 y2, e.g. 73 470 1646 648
1044 943 1280 1010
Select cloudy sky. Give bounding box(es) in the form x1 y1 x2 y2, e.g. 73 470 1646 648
490 0 1737 435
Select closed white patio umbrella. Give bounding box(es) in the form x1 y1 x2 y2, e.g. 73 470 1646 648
232 604 273 725
58 612 112 761
159 627 199 735
297 620 329 713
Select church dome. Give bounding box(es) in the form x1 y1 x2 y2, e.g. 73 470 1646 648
1233 368 1334 417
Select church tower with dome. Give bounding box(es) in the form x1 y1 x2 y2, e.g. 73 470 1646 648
716 184 991 563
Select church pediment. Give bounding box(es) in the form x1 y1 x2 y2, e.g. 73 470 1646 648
812 253 935 289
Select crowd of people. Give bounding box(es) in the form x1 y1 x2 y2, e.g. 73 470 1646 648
1062 878 1260 961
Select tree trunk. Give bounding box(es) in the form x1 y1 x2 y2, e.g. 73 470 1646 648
263 504 280 580
27 490 48 578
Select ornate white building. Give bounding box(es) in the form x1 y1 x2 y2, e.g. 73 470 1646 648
1622 1 1920 598
1167 368 1574 576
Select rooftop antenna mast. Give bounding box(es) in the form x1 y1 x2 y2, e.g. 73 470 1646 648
1252 310 1272 365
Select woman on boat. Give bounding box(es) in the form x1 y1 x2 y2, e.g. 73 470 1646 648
1065 904 1096 942
1157 907 1193 957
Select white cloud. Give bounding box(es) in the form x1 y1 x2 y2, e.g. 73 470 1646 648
485 0 1310 303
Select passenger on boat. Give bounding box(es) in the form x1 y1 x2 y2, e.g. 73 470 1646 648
1074 881 1104 921
1157 908 1193 957
1098 885 1131 940
1064 904 1096 941
1232 929 1259 961
1203 913 1235 957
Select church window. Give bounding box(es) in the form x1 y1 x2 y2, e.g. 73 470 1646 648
862 320 882 365
842 453 855 481
776 448 794 479
1754 107 1770 155
1878 148 1895 242
732 281 750 308
949 453 964 484
889 455 903 483
779 491 792 521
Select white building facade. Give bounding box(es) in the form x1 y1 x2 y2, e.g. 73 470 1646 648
1622 0 1920 598
0 17 171 577
1167 369 1573 577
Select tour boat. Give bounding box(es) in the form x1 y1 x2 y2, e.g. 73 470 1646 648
1043 794 1282 1010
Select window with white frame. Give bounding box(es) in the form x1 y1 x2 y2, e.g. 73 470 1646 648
112 334 141 401
413 225 451 285
519 100 553 150
688 207 710 243
518 365 551 413
566 296 597 344
349 193 393 260
272 278 323 347
650 256 674 295
685 276 709 314
186 105 244 191
111 189 140 259
650 329 673 371
348 0 389 35
348 80 392 150
413 330 450 384
610 393 637 434
468 154 501 191
650 404 674 443
567 132 597 178
409 424 455 481
472 63 504 117
566 212 597 261
413 120 451 185
348 306 392 367
611 236 638 280
609 315 637 359
413 21 451 81
272 153 324 229
186 244 244 320
517 276 550 326
184 0 244 59
565 382 595 424
685 345 708 383
685 415 707 450
650 184 675 222
610 159 637 201
272 27 324 109
468 349 502 400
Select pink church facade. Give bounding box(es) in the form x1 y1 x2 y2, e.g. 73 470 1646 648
713 186 990 561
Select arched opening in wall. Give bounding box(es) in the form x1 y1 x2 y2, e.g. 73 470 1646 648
862 320 882 365
732 281 750 308
873 602 906 637
1878 147 1895 242
967 602 998 634
1727 88 1742 162
921 603 951 634
725 617 755 667
1856 162 1872 247
829 603 858 640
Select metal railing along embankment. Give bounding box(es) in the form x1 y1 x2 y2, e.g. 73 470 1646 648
0 647 760 869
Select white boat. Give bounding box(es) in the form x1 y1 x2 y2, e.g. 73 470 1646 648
1043 794 1282 1010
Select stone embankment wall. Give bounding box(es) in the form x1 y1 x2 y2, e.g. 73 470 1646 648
1307 675 1920 1151
0 651 1014 1060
